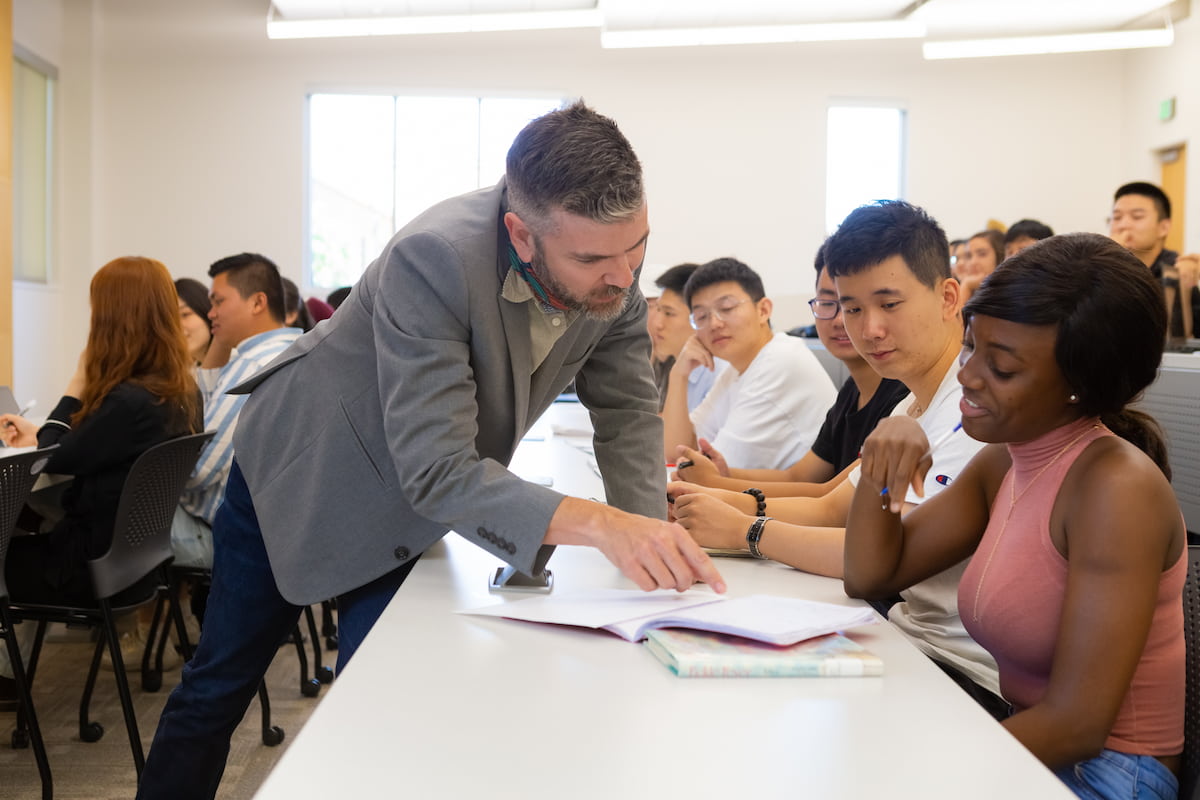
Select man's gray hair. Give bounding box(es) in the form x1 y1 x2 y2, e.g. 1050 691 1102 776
505 100 644 234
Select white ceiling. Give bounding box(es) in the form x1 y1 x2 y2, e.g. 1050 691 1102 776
269 0 1183 40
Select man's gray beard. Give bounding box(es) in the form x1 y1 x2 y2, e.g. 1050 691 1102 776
530 248 629 322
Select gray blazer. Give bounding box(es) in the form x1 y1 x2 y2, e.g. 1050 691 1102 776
231 182 665 604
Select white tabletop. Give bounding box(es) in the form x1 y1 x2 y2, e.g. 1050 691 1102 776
254 405 1073 800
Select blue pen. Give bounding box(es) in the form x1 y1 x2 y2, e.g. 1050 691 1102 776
880 421 963 499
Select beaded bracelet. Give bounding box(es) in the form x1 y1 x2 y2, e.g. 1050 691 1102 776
742 487 766 516
746 516 773 559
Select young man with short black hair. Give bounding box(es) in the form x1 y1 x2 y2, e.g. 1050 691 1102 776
660 257 836 470
1110 181 1200 342
647 263 722 413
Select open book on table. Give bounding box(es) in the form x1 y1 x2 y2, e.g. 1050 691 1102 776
458 589 878 646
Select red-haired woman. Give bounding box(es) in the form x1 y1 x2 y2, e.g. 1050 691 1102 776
0 256 201 607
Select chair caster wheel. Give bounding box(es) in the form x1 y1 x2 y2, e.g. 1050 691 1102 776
143 670 163 692
80 721 105 742
325 635 338 651
301 679 321 697
12 729 30 749
262 725 285 747
317 666 334 684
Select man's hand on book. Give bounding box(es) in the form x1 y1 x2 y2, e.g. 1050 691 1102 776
545 497 727 594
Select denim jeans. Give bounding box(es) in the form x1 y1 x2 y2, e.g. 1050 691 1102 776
1055 749 1179 800
136 459 418 800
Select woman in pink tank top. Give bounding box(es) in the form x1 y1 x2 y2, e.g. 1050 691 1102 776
843 233 1186 800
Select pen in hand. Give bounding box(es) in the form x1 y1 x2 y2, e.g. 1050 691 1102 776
879 421 963 504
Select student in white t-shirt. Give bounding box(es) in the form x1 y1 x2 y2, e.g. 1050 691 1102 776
671 200 1005 718
660 257 835 470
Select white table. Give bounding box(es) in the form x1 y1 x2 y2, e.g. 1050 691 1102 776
254 406 1073 800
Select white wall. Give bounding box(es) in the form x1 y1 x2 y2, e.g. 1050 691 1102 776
11 0 80 412
1124 10 1200 253
11 0 1198 405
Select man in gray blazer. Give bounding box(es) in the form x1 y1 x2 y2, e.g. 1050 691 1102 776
138 102 725 799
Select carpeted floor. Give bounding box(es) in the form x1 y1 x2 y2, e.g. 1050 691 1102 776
0 626 330 800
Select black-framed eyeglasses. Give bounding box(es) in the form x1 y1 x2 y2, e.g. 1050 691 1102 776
808 298 841 320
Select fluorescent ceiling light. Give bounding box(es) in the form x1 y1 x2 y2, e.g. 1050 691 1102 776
267 8 602 39
601 20 926 49
923 25 1173 59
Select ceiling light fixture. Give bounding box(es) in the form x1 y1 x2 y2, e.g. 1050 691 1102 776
600 20 926 49
922 23 1173 59
266 7 603 40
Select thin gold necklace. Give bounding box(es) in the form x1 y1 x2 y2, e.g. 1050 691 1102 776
970 423 1101 623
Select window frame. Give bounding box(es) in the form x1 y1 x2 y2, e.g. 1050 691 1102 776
824 100 908 236
11 44 57 285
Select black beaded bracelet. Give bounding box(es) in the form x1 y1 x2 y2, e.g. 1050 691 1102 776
742 487 766 516
746 516 772 559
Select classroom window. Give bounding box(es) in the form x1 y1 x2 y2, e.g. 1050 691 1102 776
12 50 56 283
825 105 906 235
307 94 564 289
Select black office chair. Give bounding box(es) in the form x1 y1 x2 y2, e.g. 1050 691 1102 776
8 431 212 780
143 565 285 746
0 446 58 800
1180 544 1200 800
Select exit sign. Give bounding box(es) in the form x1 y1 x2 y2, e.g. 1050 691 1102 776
1159 97 1176 121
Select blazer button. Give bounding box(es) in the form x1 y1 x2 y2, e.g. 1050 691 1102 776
506 543 516 555
393 546 410 560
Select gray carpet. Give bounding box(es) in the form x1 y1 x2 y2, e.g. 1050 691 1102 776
0 627 328 799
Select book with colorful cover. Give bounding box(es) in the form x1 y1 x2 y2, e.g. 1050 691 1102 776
644 628 883 678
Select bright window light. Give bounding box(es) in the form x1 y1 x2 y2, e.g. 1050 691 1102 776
825 106 906 235
307 94 562 289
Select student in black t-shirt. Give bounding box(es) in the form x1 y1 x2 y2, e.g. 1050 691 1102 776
675 245 908 497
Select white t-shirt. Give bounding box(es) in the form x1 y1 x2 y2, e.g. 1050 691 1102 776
690 332 837 471
687 359 725 413
851 362 1001 695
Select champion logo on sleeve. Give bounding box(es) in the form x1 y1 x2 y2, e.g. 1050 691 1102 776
934 474 953 486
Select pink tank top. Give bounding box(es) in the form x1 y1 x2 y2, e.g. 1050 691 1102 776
958 416 1185 755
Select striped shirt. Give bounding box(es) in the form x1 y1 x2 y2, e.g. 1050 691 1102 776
179 327 302 523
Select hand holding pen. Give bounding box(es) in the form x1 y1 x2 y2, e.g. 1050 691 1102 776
860 417 963 515
1 402 39 448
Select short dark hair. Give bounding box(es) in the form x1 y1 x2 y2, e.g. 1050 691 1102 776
824 200 950 289
654 263 701 297
1114 181 1171 220
174 277 212 331
208 252 286 324
969 229 1006 265
683 257 766 307
813 240 829 283
964 233 1169 476
326 286 351 309
1004 219 1054 245
506 100 643 235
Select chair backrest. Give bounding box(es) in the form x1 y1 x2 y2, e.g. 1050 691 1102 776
0 446 58 601
1182 544 1200 800
88 432 214 600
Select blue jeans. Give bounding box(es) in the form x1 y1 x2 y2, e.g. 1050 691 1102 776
136 460 418 800
1055 749 1179 800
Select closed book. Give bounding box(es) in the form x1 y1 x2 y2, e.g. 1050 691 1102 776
645 628 883 678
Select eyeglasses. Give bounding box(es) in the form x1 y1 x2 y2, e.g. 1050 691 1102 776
807 298 841 320
690 298 751 330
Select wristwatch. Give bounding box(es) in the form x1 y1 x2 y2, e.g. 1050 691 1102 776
746 516 773 560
